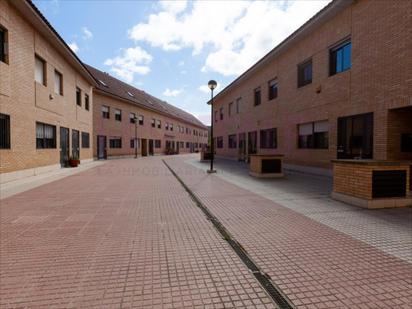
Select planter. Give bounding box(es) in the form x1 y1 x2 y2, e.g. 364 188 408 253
249 154 284 178
69 159 80 167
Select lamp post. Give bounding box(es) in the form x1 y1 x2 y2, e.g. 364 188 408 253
134 116 138 158
207 80 217 174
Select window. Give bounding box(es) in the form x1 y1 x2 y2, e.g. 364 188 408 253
214 110 218 122
219 108 223 120
152 118 156 128
127 91 134 98
36 122 56 149
109 137 122 148
298 59 312 88
236 97 241 114
229 102 233 117
401 134 412 152
170 123 173 131
85 94 90 111
217 137 223 149
54 70 63 95
138 115 144 125
338 113 373 159
98 80 107 87
330 40 351 76
0 113 10 149
260 128 277 149
254 87 261 106
115 109 122 121
81 132 90 148
157 119 161 129
228 134 237 149
130 112 136 123
180 142 184 148
268 79 278 100
298 120 328 149
155 140 161 148
76 87 81 106
186 142 190 148
130 138 139 148
102 105 110 119
35 55 46 85
0 26 8 64
165 123 169 130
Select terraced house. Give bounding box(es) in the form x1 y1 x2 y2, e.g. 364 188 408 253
86 65 208 159
212 0 412 175
0 0 96 180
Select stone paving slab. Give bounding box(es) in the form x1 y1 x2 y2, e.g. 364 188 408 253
0 157 276 308
166 156 412 309
187 156 412 263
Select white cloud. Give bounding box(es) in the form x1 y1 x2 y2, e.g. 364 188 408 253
68 42 79 53
163 88 183 97
159 0 187 15
82 27 93 40
129 0 331 75
104 46 153 83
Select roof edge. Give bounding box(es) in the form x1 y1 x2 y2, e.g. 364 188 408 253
212 0 353 102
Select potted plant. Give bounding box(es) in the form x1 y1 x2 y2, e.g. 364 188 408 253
69 155 80 167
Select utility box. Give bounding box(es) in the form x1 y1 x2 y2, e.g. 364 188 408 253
332 160 412 208
249 154 284 178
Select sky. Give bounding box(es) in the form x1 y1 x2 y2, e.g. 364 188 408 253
33 0 331 125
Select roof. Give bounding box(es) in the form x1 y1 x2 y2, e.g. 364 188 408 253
212 0 353 102
9 0 96 85
86 65 207 129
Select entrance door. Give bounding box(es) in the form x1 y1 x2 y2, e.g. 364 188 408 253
149 139 154 155
248 131 257 155
60 127 69 166
337 113 373 159
97 135 107 159
141 138 148 156
238 133 246 161
72 129 80 159
176 141 180 154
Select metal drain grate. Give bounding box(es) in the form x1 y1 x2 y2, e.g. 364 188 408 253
163 160 295 309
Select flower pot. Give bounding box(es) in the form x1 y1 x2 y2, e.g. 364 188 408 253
69 159 79 167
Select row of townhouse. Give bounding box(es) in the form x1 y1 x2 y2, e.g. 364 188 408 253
212 0 412 175
0 0 208 180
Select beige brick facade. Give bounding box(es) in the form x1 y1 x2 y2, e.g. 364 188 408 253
0 1 95 174
212 0 412 169
92 91 208 158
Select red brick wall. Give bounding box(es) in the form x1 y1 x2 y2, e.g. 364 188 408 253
212 0 412 169
93 92 208 158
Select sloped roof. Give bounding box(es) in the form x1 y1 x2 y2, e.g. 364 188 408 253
86 65 206 129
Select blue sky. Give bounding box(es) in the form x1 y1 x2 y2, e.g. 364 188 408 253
33 0 331 125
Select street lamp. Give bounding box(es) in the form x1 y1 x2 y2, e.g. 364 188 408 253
134 116 138 158
207 80 217 174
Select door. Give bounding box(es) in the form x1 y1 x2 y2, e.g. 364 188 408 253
60 127 69 166
337 113 373 159
141 138 148 156
248 131 257 155
97 135 107 159
149 139 154 155
176 141 180 154
238 133 246 161
72 129 80 159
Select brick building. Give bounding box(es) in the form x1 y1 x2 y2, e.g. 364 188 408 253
212 0 412 175
0 0 96 179
86 65 208 159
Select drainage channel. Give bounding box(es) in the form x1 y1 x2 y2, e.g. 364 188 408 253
162 159 295 309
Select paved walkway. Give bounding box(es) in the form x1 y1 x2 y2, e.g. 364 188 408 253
166 155 412 309
0 160 105 200
0 157 276 308
187 156 412 263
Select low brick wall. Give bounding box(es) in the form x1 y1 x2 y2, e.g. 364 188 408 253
332 160 411 207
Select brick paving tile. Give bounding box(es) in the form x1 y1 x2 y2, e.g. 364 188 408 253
0 157 277 308
166 157 412 309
